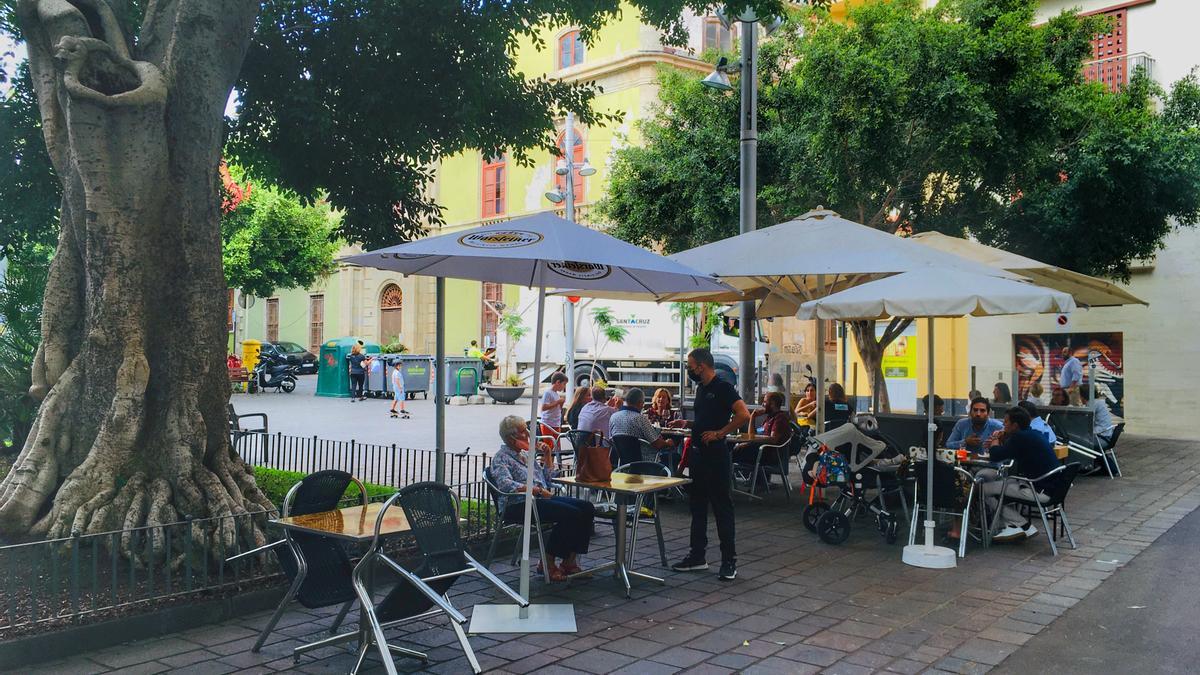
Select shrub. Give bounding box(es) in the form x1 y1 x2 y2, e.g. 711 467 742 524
253 466 394 507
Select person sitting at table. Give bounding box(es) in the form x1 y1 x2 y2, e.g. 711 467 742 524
977 406 1061 542
1049 387 1070 406
1017 400 1056 446
647 388 681 426
490 415 595 581
609 388 678 467
732 392 793 477
923 393 945 416
608 387 625 409
825 383 853 430
794 382 817 424
968 389 983 401
993 382 1013 405
1079 387 1116 447
577 386 616 438
946 397 1004 452
1025 381 1045 405
565 385 591 430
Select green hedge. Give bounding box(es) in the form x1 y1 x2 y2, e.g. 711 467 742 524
252 466 495 531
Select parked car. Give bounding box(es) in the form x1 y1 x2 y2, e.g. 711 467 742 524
260 341 318 374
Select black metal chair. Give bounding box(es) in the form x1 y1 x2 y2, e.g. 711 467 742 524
610 434 658 468
907 460 978 558
556 428 601 465
227 403 267 451
613 460 671 568
351 482 526 675
236 469 364 654
992 462 1081 556
481 466 554 583
732 430 796 501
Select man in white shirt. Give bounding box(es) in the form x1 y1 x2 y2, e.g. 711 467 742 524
1079 387 1115 446
577 386 616 437
1059 346 1084 406
539 372 568 434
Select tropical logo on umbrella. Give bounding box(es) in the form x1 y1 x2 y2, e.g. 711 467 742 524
458 230 543 249
548 260 612 280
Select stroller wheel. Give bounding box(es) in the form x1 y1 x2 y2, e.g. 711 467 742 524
816 511 851 545
802 501 828 533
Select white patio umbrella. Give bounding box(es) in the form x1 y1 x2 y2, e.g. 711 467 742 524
342 212 732 632
669 208 1020 427
797 269 1076 569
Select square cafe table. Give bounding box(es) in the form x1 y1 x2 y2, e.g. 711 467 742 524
270 502 432 662
553 473 691 597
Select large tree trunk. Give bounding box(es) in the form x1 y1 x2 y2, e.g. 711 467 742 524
848 317 912 414
0 0 270 559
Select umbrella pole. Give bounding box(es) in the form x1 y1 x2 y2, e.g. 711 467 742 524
902 317 956 569
472 283 577 633
435 277 445 483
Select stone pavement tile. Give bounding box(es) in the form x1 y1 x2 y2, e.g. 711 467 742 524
729 638 785 658
650 645 711 668
976 627 1032 646
159 649 222 668
681 664 736 675
89 636 205 669
830 619 893 639
482 639 546 661
775 614 840 638
23 657 107 675
609 660 681 675
990 617 1046 636
683 607 742 627
501 652 560 674
605 635 669 658
884 658 926 674
950 638 1018 666
820 660 877 675
557 648 639 674
842 649 896 669
640 621 719 647
168 661 240 675
181 623 262 646
932 655 990 674
744 656 821 674
804 629 872 652
707 652 759 669
775 642 846 667
725 613 791 635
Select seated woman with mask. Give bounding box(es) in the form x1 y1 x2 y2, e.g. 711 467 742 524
489 415 595 581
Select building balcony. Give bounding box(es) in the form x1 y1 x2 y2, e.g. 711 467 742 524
1083 51 1155 91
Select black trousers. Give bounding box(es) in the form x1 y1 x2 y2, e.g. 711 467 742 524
349 373 365 397
688 442 736 563
504 496 595 559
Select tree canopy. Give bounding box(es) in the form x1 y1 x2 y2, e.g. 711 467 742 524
602 0 1200 280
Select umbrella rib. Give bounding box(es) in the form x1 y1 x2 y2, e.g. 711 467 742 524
403 254 452 277
620 267 666 301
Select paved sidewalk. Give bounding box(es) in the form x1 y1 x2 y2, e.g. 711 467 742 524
25 435 1200 674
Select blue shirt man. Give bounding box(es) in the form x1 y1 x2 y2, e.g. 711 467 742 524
946 397 1004 451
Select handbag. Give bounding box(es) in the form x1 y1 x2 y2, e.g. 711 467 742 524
576 443 613 483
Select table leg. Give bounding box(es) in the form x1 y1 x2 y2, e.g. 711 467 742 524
614 498 630 596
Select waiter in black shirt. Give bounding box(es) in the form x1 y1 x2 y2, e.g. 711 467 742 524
672 348 751 581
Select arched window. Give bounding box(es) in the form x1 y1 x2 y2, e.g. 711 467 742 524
558 30 584 69
379 284 403 344
555 128 585 203
703 16 733 53
481 154 506 217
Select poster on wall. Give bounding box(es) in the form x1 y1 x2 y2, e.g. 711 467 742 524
1013 332 1124 417
878 322 918 411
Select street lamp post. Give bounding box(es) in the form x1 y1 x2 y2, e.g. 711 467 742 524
702 8 780 403
546 111 596 402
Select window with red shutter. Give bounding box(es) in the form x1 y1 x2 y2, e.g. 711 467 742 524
558 30 584 69
481 154 506 218
555 129 585 203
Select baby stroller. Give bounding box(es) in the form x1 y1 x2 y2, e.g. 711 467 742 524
799 418 907 545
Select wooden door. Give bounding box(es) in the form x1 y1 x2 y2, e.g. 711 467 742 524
309 294 324 353
380 284 403 345
266 298 279 342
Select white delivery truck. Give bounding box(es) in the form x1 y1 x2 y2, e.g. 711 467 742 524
503 292 768 391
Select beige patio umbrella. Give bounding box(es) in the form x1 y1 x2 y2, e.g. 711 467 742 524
909 231 1146 307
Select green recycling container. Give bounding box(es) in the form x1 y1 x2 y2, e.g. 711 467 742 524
316 337 381 397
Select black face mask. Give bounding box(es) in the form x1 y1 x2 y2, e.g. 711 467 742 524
686 368 702 383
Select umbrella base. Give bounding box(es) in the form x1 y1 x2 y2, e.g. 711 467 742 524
902 544 957 569
468 603 577 634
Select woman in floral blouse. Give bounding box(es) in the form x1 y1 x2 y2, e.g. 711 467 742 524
646 388 682 426
490 416 595 581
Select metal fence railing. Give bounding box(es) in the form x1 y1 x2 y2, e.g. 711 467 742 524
235 431 489 488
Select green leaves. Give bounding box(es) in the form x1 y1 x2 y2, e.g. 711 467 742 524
590 305 629 345
602 0 1200 281
0 257 47 449
221 165 340 298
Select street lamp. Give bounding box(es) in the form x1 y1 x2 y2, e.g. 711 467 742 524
545 111 594 400
700 6 782 403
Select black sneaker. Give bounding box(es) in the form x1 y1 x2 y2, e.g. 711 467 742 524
671 556 708 572
718 560 737 581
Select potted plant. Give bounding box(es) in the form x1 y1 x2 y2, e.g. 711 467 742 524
483 372 526 404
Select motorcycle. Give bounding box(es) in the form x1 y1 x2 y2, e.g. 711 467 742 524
252 353 298 393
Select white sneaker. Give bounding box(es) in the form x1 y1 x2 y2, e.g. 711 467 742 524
1022 524 1039 538
993 526 1026 542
